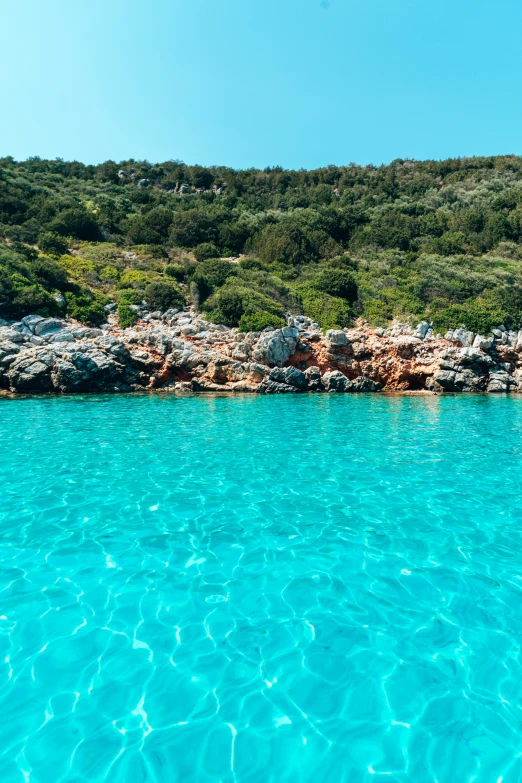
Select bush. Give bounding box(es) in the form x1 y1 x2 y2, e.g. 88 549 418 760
205 283 284 326
65 291 106 326
170 211 218 247
38 232 69 256
31 257 70 291
143 281 185 311
190 258 236 300
428 297 508 334
99 265 120 283
252 222 317 266
118 303 138 328
120 269 154 288
9 285 61 319
194 242 220 262
238 311 286 332
312 268 358 301
116 288 143 306
297 284 352 330
49 207 102 241
165 264 185 281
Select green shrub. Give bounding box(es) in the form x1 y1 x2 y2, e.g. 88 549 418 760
194 242 220 262
49 207 102 241
238 311 286 332
428 297 507 334
118 303 138 328
205 283 284 326
31 256 70 291
9 285 61 319
297 284 352 330
60 255 97 283
120 269 154 288
165 264 185 281
99 265 120 283
65 291 106 326
190 259 236 300
312 268 358 301
116 288 143 306
38 232 69 256
144 281 185 311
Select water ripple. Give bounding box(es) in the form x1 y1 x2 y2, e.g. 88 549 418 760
1 393 522 782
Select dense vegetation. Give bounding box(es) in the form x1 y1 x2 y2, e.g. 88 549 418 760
2 154 522 333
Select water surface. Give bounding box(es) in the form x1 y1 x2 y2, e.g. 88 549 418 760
1 393 522 782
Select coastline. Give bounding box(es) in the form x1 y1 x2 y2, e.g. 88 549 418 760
1 308 521 396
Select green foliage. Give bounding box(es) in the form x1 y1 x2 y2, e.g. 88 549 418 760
116 288 142 306
194 242 220 262
165 264 185 281
252 222 317 266
428 297 508 334
99 265 120 283
120 269 155 288
125 207 173 244
312 267 358 301
65 291 106 326
49 207 102 241
190 258 236 300
170 211 218 247
1 155 522 331
205 283 284 326
118 303 138 328
9 286 61 319
296 284 353 330
143 281 185 311
31 256 70 291
238 311 286 332
38 232 69 256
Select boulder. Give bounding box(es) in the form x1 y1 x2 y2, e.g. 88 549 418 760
350 376 381 392
269 366 308 390
258 379 298 394
304 365 323 391
21 315 45 331
487 378 509 393
251 326 299 367
321 370 352 392
51 331 75 343
451 328 475 347
472 334 494 351
325 329 350 347
432 369 456 391
414 321 431 339
33 318 64 337
454 368 488 392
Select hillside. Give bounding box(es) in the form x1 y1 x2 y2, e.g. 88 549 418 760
1 154 522 334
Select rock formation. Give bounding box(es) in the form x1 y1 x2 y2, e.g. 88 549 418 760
1 310 522 395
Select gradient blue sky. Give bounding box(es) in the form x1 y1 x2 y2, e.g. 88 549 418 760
1 0 521 169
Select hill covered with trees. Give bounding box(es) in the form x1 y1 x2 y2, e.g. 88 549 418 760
1 154 522 333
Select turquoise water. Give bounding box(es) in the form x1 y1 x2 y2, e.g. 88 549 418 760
1 394 522 783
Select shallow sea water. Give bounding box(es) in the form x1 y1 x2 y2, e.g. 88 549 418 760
1 393 522 782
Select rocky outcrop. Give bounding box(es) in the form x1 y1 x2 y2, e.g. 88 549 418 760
2 309 522 395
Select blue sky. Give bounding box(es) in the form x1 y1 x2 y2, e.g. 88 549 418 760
1 0 521 169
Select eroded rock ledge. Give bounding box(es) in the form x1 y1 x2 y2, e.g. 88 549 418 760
1 310 521 395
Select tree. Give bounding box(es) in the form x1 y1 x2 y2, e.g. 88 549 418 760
169 211 218 247
187 166 214 189
312 268 358 302
49 208 102 241
144 281 185 311
38 232 68 256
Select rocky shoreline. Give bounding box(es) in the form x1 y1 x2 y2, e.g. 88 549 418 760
1 308 522 395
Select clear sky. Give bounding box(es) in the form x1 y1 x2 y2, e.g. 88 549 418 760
1 0 522 169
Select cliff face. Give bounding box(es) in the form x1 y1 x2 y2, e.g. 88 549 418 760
1 310 521 395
